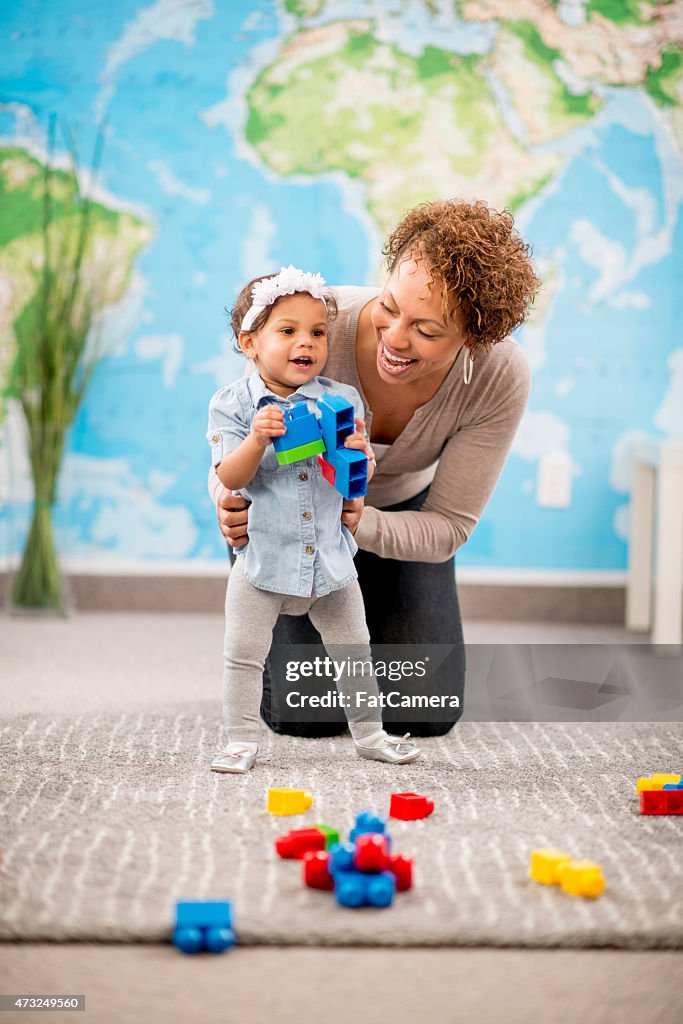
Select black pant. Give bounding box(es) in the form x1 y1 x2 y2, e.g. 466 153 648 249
254 486 466 737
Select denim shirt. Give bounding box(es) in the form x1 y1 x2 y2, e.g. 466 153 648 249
208 374 365 598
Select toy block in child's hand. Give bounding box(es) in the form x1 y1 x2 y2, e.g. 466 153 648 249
318 454 336 487
267 787 314 815
272 404 325 465
315 394 368 498
389 792 435 820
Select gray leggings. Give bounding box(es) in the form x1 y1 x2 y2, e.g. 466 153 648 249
222 558 383 745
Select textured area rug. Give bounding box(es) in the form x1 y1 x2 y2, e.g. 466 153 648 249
1 711 682 947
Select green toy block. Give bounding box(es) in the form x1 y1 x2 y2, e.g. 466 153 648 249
311 824 340 848
275 438 326 465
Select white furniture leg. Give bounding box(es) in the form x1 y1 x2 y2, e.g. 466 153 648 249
652 446 683 646
626 459 655 632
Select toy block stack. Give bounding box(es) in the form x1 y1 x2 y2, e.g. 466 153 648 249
636 773 683 815
301 811 414 908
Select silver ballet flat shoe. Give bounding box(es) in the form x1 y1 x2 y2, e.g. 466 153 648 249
354 732 421 765
210 745 258 774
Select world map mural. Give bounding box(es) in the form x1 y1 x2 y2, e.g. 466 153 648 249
1 0 682 571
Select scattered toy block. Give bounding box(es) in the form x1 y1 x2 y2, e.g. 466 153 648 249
267 787 313 815
353 833 390 874
334 868 396 909
329 842 356 875
349 811 386 843
640 789 683 815
557 860 606 899
302 850 334 891
636 773 681 794
388 853 413 892
275 827 327 860
310 824 340 848
389 792 434 820
529 849 573 886
172 900 235 954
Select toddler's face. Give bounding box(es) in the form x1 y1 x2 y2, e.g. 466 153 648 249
239 293 328 397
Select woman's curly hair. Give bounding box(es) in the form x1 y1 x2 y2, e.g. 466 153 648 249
228 274 338 353
383 199 540 351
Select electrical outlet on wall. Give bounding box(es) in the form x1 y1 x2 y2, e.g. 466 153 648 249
536 450 573 508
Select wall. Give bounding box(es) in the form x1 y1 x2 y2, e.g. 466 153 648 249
1 0 682 578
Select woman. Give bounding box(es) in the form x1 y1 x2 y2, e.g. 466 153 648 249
209 199 539 737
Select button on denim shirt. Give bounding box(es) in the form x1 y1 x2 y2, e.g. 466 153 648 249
208 374 364 598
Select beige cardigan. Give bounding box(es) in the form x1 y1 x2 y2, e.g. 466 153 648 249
210 285 530 564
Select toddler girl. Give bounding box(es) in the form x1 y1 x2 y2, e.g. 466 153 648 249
207 266 421 773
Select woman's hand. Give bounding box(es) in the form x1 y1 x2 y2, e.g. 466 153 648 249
341 496 365 535
252 405 286 448
216 486 250 546
344 417 374 461
345 417 375 482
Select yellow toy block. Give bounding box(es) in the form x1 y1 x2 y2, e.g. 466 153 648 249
529 848 573 885
636 773 681 794
267 788 313 816
557 859 605 898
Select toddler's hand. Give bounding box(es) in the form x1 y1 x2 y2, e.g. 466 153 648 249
252 406 286 448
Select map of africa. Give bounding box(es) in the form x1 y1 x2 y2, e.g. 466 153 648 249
1 0 682 571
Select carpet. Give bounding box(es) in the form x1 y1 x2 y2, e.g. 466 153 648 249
1 710 682 947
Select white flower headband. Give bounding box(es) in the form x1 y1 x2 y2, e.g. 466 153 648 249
240 265 328 332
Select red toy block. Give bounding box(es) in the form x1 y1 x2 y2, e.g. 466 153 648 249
318 454 336 487
302 850 334 890
353 833 390 873
389 792 434 820
640 789 683 815
275 827 327 859
388 853 413 891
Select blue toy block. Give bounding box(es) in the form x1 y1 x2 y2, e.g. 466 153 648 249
318 393 355 452
663 782 683 789
315 394 368 498
349 811 387 843
334 869 396 908
172 900 235 954
328 842 356 875
333 448 368 500
272 403 325 455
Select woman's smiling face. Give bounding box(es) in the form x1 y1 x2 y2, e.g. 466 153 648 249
370 256 467 386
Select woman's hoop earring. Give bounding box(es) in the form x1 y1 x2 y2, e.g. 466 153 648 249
463 348 474 385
